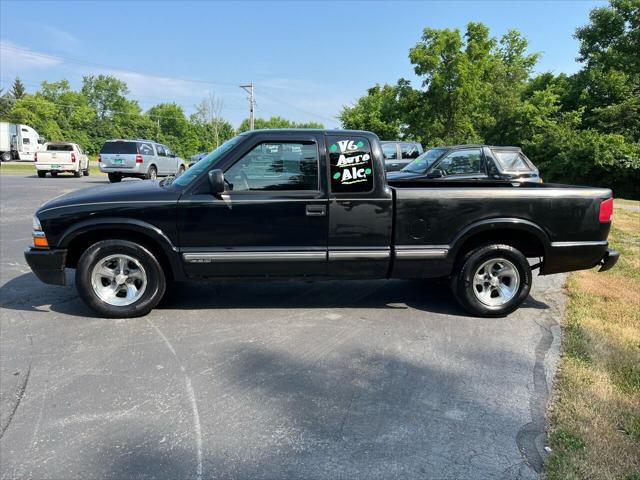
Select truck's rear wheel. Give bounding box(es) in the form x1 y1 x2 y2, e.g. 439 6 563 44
50 171 58 177
1 152 11 162
452 244 531 317
37 171 46 178
76 240 166 318
108 173 121 183
73 170 82 178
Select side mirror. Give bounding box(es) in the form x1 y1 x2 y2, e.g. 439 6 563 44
426 170 443 179
208 169 225 195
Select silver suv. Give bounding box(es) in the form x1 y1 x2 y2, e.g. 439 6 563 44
98 140 185 183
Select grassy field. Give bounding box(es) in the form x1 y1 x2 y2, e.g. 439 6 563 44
545 199 640 480
0 162 104 176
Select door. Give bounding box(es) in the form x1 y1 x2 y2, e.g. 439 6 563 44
178 134 329 278
154 144 167 174
430 147 487 180
326 134 393 278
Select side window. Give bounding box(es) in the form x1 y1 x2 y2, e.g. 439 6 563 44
155 144 166 157
433 149 483 176
494 151 531 172
382 143 398 160
138 143 154 156
225 141 318 192
165 147 174 157
328 136 374 193
401 143 420 160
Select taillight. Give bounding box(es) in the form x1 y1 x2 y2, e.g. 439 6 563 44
71 153 76 162
135 154 143 163
34 152 37 162
98 154 101 163
599 197 614 223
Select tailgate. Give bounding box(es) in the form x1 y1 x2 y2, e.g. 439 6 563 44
37 152 74 166
101 153 136 168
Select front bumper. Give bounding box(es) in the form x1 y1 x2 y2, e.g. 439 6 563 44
598 248 619 272
24 248 67 285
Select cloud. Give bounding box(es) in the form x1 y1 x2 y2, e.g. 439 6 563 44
0 41 62 71
41 26 79 50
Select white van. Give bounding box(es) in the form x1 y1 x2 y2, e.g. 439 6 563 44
0 122 44 161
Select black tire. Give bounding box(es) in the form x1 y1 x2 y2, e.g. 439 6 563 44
75 240 166 318
83 167 89 176
145 165 157 180
37 171 47 178
451 244 532 317
108 173 121 183
73 169 82 178
50 171 58 177
0 152 11 162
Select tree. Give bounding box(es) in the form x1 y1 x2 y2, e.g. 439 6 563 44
10 77 26 100
195 93 227 148
0 88 13 120
237 116 323 132
572 0 640 142
339 84 401 140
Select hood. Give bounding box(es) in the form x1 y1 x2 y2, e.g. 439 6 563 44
38 180 179 214
386 170 424 181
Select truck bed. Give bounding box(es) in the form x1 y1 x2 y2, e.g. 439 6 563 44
389 180 612 277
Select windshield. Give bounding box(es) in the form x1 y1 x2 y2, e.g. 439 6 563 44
401 147 448 173
173 134 246 187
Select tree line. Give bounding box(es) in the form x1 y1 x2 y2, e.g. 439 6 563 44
0 76 323 160
340 0 639 198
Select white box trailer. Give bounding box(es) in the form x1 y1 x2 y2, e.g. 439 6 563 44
0 122 44 161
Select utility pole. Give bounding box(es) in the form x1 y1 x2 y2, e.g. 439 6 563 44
240 83 255 130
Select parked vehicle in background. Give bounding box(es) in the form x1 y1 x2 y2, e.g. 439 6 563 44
25 129 617 318
380 140 423 171
189 152 208 168
387 145 541 183
0 122 44 162
98 140 185 183
35 142 89 178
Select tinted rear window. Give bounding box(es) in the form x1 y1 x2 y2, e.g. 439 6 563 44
46 144 73 151
100 141 138 154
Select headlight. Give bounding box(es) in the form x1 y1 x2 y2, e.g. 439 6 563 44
32 215 42 231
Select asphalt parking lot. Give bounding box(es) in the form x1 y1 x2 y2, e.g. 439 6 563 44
0 173 565 480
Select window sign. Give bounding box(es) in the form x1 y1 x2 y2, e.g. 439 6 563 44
328 136 374 193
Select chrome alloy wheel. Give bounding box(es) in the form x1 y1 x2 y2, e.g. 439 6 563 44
91 254 147 306
472 258 520 307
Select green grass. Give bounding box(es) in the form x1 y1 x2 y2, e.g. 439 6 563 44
0 163 104 176
545 202 640 480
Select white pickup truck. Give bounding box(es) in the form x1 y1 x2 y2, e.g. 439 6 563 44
35 142 90 178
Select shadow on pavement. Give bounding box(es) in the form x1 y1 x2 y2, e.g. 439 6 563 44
0 272 549 320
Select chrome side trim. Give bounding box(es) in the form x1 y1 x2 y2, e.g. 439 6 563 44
328 249 390 261
550 240 608 248
395 246 449 259
182 251 326 263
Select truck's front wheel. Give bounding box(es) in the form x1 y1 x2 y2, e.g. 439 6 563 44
76 240 166 318
452 244 531 317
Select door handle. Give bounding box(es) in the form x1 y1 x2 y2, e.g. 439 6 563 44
306 205 326 217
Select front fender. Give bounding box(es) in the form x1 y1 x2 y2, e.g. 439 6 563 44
58 217 178 253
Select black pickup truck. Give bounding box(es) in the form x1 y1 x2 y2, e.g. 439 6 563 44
25 129 619 318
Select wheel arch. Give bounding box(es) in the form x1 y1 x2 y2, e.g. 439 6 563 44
60 218 183 281
450 218 550 262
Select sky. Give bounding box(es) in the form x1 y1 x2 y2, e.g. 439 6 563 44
0 0 606 128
